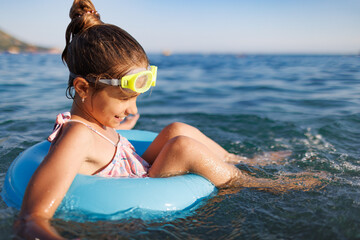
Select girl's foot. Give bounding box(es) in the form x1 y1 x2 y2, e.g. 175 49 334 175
221 170 326 193
225 151 292 166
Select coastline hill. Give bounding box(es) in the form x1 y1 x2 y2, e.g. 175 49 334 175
0 29 58 54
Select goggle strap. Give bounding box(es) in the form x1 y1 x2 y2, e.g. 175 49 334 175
98 79 121 86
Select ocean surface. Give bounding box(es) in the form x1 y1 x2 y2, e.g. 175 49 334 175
0 53 359 239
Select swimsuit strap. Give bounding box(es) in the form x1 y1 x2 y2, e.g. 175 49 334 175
69 120 119 147
47 112 119 147
48 112 72 142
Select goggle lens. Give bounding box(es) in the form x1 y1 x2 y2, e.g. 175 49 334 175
134 73 152 92
121 66 157 93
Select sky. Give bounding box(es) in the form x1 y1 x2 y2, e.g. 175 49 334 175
0 0 359 54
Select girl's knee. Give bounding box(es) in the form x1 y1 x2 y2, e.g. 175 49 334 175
149 136 197 177
162 122 199 137
165 122 189 134
167 135 194 153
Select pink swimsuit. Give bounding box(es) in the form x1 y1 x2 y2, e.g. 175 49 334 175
48 112 149 178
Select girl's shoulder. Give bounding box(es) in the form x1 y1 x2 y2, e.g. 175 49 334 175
62 120 97 144
51 120 97 154
43 120 97 175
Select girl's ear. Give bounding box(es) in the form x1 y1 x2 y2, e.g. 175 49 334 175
73 77 90 98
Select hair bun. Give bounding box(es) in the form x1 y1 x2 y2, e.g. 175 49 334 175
73 10 99 19
66 0 102 38
69 0 100 20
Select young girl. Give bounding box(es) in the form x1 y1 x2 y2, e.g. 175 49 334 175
15 0 322 239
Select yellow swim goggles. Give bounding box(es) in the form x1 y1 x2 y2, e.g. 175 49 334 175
97 66 157 93
71 66 157 94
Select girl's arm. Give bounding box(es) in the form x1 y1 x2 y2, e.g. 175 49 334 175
15 124 93 239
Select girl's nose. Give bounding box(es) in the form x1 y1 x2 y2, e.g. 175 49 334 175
125 97 138 116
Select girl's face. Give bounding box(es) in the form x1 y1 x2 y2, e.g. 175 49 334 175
86 85 139 129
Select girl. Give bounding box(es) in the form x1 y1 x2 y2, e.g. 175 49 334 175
16 0 322 239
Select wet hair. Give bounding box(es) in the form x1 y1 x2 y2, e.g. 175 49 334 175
62 0 149 99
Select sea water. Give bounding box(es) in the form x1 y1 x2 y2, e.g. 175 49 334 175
0 53 359 239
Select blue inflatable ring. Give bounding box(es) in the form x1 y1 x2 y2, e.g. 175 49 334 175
1 130 216 220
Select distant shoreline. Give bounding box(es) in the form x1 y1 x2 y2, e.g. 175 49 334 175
0 48 62 55
0 29 61 54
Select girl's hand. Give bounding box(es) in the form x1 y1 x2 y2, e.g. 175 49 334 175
14 215 65 240
116 114 140 130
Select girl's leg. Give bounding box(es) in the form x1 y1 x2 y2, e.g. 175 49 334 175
147 135 324 191
147 135 239 187
142 122 291 166
142 122 230 165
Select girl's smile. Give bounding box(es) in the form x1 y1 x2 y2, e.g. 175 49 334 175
83 86 138 129
114 115 125 122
